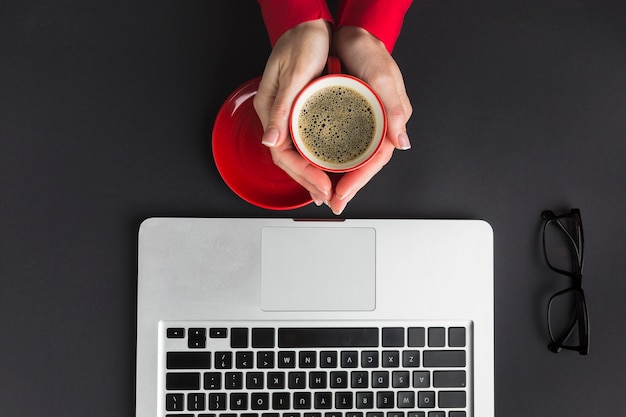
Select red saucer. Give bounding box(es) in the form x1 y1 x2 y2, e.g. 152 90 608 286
212 78 313 210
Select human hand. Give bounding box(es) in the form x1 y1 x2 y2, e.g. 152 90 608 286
253 19 334 206
328 26 413 215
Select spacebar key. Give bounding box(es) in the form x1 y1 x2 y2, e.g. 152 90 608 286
423 350 466 367
278 328 379 347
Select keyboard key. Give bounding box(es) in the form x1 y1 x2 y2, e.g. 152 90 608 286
251 393 270 410
388 412 405 417
278 351 296 368
335 391 353 409
438 391 466 408
423 350 466 367
299 351 317 368
361 351 379 368
402 351 420 368
288 372 306 389
257 351 274 368
330 371 349 388
231 328 249 348
309 371 327 388
267 372 285 389
356 392 374 409
231 393 248 410
208 393 226 410
188 338 206 348
225 372 243 389
210 328 227 338
448 327 466 347
189 328 206 338
215 352 232 369
433 371 466 387
278 328 379 348
320 351 338 368
165 393 184 411
167 328 185 338
397 391 415 408
272 392 290 409
167 352 211 369
204 372 221 390
376 391 394 408
294 392 311 409
417 391 435 408
246 372 264 389
382 351 400 368
407 327 425 347
372 371 389 388
252 328 275 348
236 352 254 369
428 327 445 347
188 393 206 411
392 371 410 388
351 371 368 388
314 392 332 409
166 372 200 390
382 328 404 347
341 351 359 368
412 371 430 388
408 413 425 417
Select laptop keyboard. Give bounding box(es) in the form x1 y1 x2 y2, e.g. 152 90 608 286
160 321 471 417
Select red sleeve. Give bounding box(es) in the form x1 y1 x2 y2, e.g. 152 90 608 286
336 0 412 53
257 0 334 47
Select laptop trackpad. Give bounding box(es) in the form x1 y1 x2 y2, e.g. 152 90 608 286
261 227 376 311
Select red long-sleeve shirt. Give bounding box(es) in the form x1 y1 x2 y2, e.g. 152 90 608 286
257 0 412 53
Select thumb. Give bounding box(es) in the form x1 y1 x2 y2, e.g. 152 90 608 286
382 95 412 151
259 83 303 148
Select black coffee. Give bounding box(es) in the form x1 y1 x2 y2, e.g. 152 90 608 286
297 85 376 165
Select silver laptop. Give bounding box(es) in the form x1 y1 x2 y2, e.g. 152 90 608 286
136 218 494 417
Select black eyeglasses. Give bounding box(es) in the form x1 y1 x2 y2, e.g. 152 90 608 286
541 208 589 355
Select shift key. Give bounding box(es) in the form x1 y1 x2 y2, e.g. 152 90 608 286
423 350 466 367
166 372 200 390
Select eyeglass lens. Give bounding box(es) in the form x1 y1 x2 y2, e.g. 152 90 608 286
543 215 582 273
548 288 587 350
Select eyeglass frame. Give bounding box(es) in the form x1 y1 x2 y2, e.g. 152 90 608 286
541 208 589 355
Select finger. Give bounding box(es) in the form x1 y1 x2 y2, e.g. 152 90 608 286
370 73 413 151
261 69 317 148
268 145 333 199
328 141 395 215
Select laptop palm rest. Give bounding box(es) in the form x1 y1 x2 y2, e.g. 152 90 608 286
261 227 376 312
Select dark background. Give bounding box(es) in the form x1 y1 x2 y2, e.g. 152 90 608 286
1 1 625 416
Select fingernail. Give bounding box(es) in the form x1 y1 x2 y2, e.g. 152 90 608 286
261 127 279 147
310 193 324 206
332 206 344 216
336 191 351 201
316 186 330 198
397 132 411 150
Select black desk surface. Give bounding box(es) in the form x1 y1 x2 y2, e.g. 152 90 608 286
2 1 625 416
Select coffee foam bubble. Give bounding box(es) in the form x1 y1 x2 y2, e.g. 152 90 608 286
297 86 376 165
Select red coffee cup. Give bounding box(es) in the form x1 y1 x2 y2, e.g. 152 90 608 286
289 57 387 173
